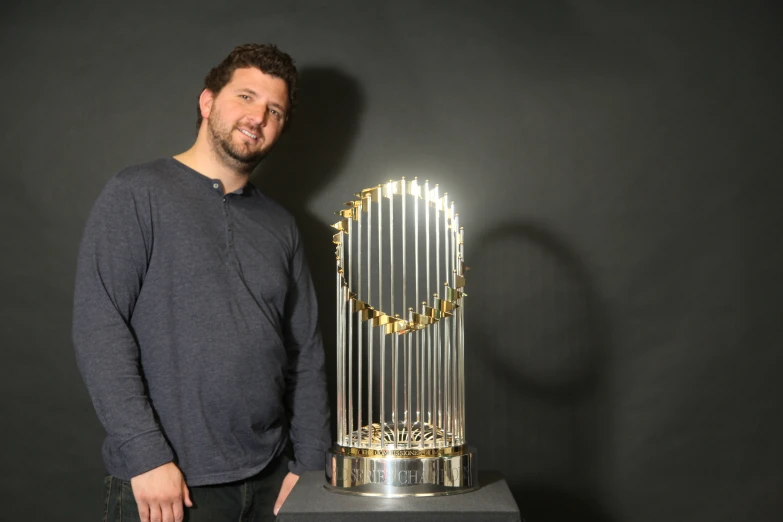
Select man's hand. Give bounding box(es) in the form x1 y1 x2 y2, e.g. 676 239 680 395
130 462 193 522
273 472 299 516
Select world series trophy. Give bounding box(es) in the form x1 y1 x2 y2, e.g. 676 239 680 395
325 178 477 496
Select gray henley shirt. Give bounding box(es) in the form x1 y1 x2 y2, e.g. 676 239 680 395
73 158 330 485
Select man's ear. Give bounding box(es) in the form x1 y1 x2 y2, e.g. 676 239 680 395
199 89 215 120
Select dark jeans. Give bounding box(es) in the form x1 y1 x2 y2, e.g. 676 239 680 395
103 456 289 522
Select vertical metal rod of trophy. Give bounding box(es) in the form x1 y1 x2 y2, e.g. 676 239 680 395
358 200 364 446
451 214 458 443
407 324 412 448
434 186 440 447
400 178 406 449
393 327 399 449
335 248 341 444
340 228 347 444
363 193 371 447
420 183 426 448
388 182 395 448
443 194 450 446
368 190 376 446
372 185 382 447
379 185 386 448
414 179 420 446
459 225 466 443
348 216 354 445
425 181 432 447
451 205 458 444
453 214 460 442
406 180 413 448
341 229 348 444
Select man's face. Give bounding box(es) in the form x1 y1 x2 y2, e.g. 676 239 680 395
201 67 290 170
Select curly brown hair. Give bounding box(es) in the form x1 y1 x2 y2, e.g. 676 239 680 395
196 43 298 129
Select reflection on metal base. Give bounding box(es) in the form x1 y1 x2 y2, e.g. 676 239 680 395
325 445 478 497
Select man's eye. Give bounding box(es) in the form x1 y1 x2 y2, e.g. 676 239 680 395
239 94 251 100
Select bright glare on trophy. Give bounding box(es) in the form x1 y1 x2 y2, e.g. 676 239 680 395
325 178 477 496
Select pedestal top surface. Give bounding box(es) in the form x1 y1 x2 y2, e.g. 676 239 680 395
277 470 521 522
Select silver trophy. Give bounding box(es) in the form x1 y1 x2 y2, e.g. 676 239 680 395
326 178 477 496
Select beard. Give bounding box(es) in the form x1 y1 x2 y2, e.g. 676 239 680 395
207 113 267 171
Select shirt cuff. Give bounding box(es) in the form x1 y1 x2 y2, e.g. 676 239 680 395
287 447 327 476
119 430 175 478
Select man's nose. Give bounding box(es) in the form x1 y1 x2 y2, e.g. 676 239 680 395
247 106 268 127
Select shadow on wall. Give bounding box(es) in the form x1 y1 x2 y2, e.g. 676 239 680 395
253 66 365 442
468 221 614 522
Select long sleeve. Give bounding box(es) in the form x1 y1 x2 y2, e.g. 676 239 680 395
283 231 331 475
72 175 174 478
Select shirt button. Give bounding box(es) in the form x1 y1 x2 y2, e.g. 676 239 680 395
213 182 220 189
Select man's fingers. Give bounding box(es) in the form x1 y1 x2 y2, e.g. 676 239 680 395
136 496 183 522
161 501 176 522
149 503 163 522
172 499 185 522
274 472 299 515
273 483 287 514
137 500 151 522
130 462 189 521
182 483 193 507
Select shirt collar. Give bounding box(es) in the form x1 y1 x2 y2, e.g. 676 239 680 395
170 157 255 197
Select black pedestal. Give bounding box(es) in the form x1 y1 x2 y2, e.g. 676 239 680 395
277 470 521 522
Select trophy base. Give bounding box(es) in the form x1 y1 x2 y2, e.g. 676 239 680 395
325 445 478 497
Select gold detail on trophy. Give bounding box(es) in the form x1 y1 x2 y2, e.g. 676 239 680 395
332 179 466 335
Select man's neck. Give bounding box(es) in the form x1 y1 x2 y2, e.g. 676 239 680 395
174 142 251 195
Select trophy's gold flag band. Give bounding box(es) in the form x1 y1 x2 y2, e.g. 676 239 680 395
325 178 477 496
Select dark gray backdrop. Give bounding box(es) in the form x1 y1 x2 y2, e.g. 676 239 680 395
1 1 781 521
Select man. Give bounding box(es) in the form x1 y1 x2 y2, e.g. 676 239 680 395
73 44 330 522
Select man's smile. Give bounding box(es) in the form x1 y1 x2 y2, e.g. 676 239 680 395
238 128 259 141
